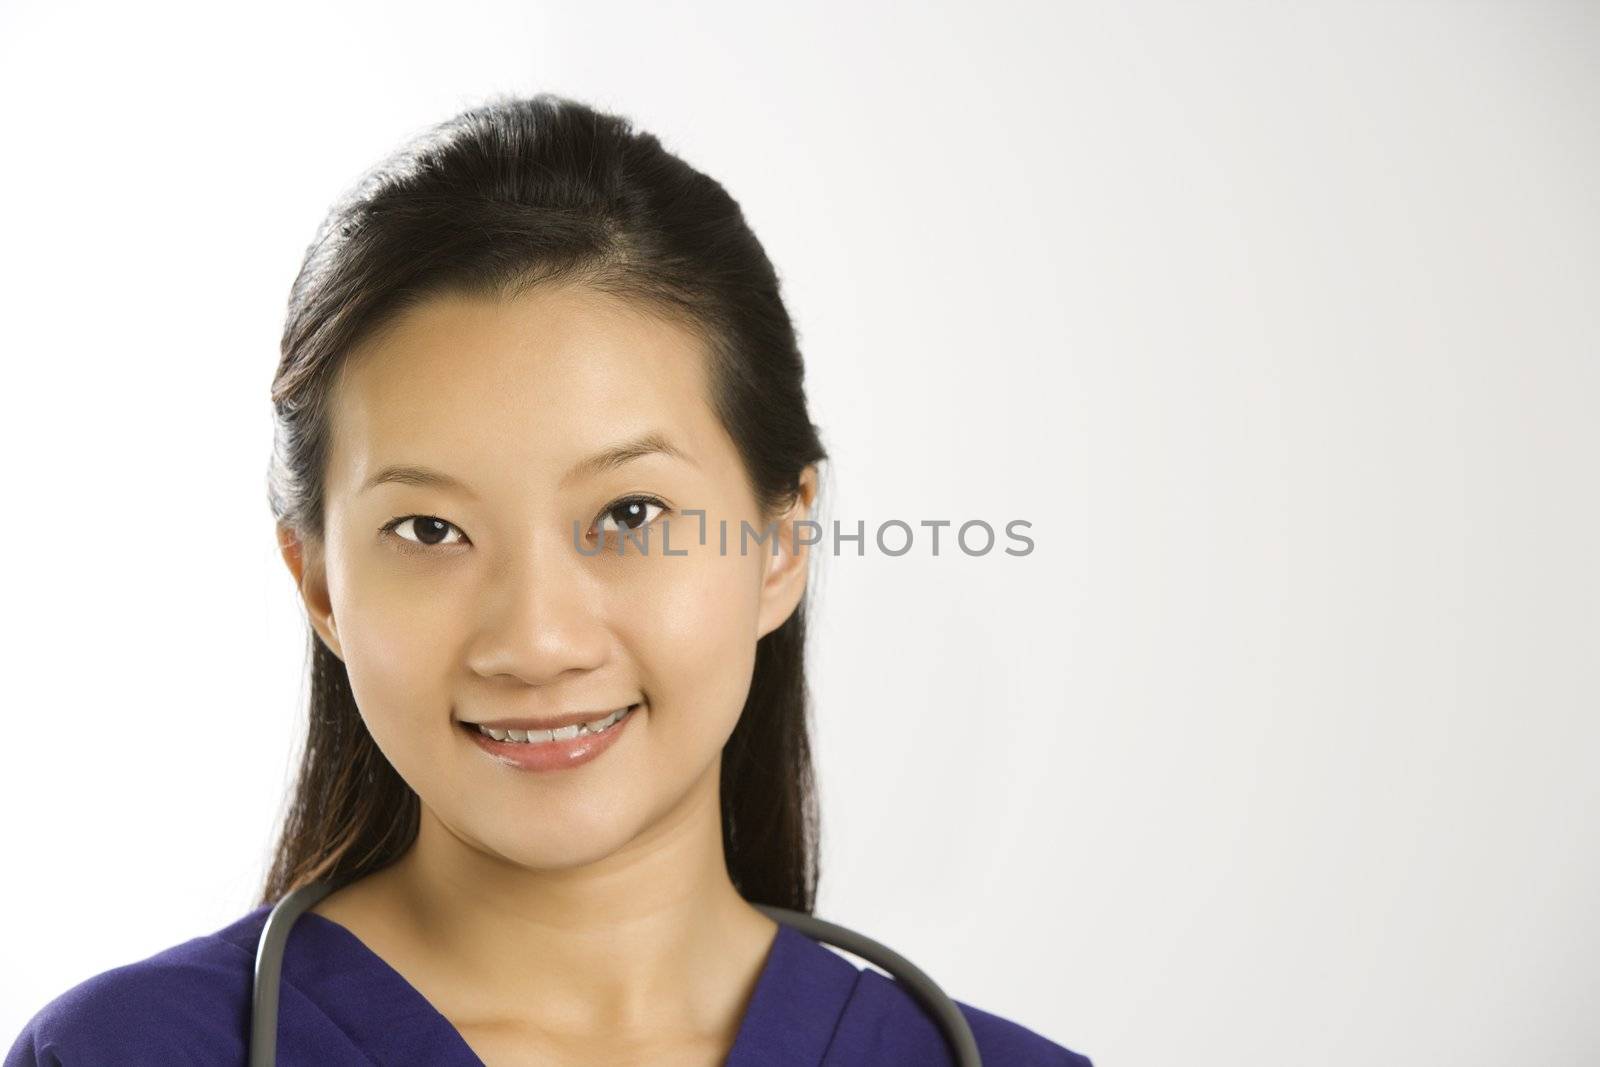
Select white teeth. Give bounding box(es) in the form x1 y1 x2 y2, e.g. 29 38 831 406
477 705 634 744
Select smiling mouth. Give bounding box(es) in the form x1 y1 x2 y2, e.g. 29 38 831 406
457 703 641 744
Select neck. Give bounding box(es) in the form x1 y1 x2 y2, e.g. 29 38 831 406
337 758 778 1043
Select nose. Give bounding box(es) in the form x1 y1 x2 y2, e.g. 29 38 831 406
463 529 611 686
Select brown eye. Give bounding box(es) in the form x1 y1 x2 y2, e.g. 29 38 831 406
595 497 666 537
384 515 466 548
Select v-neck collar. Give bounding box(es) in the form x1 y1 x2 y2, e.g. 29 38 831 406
246 907 864 1066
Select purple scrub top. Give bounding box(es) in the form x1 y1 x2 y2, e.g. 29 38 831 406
7 904 1092 1065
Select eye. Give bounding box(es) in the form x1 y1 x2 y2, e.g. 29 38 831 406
593 495 669 540
380 515 468 553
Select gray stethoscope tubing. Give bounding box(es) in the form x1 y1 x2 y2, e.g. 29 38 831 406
250 880 981 1066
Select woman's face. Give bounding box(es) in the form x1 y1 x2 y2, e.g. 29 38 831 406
290 282 812 872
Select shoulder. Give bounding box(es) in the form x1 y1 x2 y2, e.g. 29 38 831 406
955 995 1094 1067
4 906 270 1066
840 966 1093 1066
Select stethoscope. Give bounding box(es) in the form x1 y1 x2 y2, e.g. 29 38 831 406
250 880 981 1066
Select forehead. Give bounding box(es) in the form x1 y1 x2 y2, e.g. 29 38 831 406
325 284 719 495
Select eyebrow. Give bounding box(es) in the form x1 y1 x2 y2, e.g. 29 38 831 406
357 430 696 497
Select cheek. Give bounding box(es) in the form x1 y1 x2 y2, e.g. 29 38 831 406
623 548 763 740
333 579 457 752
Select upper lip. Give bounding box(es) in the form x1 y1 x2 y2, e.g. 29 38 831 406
460 703 637 731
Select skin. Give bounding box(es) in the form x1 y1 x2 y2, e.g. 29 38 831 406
275 281 818 1066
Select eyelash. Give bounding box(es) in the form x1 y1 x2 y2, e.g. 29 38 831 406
379 494 672 556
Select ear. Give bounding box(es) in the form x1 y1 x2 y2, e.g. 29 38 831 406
755 464 819 640
276 522 345 662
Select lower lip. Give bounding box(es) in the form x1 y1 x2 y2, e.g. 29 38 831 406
460 704 640 772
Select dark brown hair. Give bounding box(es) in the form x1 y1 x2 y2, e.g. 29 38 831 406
259 93 828 914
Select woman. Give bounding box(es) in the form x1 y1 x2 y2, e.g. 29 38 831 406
5 93 1092 1066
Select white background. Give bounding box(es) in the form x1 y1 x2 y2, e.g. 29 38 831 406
2 2 1595 1064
